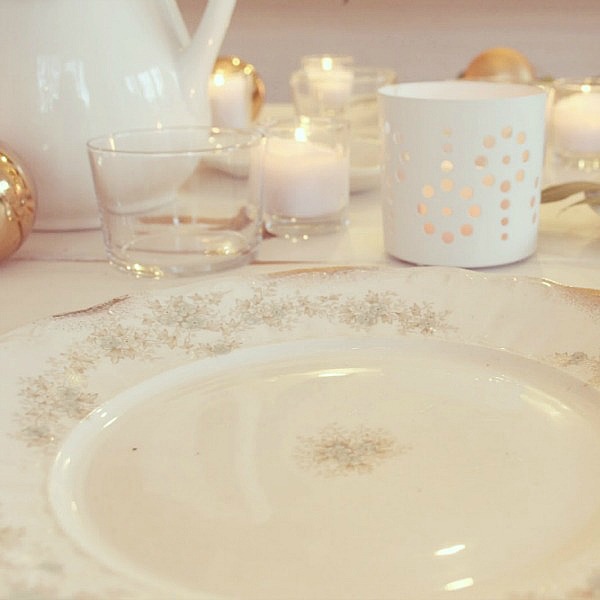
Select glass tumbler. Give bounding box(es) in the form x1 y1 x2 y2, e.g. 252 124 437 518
87 126 264 278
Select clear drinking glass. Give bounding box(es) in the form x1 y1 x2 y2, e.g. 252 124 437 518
87 126 264 278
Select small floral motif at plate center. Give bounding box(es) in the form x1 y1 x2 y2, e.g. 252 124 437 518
295 423 408 477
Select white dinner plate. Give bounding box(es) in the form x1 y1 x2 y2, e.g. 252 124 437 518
1 266 600 599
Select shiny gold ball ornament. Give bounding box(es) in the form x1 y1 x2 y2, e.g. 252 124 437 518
213 55 266 120
0 146 36 262
463 47 536 84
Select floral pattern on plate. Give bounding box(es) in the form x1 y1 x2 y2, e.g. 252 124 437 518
1 266 600 599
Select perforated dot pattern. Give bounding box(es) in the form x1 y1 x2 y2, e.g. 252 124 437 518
387 121 539 247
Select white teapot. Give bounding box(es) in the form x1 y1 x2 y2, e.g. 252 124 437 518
0 0 236 230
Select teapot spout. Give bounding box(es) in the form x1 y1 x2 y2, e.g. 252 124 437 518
177 0 237 123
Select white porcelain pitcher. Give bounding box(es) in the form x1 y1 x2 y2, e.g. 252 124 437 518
0 0 236 230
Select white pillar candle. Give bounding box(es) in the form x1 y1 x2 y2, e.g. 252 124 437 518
263 132 349 218
209 72 252 128
551 92 600 155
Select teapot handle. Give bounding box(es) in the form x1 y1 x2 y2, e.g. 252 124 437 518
184 0 236 66
164 0 237 122
161 0 192 48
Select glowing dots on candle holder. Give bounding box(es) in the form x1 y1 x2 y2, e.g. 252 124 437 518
475 155 488 169
440 178 454 192
469 205 482 218
422 184 435 198
460 186 473 200
483 135 496 149
482 174 495 187
410 120 536 250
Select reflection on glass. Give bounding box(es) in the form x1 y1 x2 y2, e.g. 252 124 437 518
444 577 474 591
434 543 466 557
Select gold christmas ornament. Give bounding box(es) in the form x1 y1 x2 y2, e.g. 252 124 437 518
463 47 536 84
0 146 36 262
213 55 266 120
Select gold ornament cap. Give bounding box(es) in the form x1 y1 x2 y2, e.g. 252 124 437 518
0 145 36 262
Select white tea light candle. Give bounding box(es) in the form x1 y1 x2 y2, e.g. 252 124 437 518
551 91 600 156
209 71 252 128
262 119 350 237
263 132 348 218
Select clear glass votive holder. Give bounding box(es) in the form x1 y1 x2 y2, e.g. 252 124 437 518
290 65 396 128
262 117 350 239
547 77 600 174
290 66 396 196
87 126 264 278
291 57 355 119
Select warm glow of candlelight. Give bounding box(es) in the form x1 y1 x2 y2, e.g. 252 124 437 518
321 56 333 72
294 127 308 143
212 72 226 87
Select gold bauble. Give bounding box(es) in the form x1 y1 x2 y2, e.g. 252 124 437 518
213 55 266 120
0 146 36 262
463 47 536 84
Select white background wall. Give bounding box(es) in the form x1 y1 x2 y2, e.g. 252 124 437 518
177 0 600 102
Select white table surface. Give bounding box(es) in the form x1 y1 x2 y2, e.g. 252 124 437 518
2 175 599 337
2 100 600 335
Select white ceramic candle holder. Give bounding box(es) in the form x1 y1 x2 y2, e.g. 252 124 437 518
262 117 350 238
378 80 547 268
